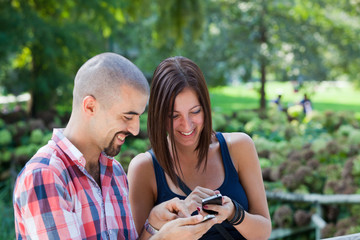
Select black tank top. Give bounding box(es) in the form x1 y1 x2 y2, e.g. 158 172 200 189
149 132 248 239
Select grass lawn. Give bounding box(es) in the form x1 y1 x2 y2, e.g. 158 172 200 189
209 81 360 114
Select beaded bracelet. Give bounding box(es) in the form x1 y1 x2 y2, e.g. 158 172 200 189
144 219 159 235
228 200 245 225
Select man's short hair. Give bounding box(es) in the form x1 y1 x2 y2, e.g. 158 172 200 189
73 52 149 109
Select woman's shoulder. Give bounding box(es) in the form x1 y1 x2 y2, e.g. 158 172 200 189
221 132 258 171
221 132 254 146
128 151 153 174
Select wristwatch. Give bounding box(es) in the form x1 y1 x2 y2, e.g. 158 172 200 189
145 219 159 235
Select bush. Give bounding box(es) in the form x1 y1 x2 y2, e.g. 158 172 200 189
30 129 44 145
0 129 12 146
2 106 360 239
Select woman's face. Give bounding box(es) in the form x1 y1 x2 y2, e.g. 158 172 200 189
169 87 204 148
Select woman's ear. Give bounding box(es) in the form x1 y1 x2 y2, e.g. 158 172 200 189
83 95 97 116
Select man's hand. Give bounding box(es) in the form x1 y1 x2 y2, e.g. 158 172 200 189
151 215 217 240
148 197 190 230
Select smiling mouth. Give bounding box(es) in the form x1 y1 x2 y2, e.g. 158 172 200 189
117 135 125 141
181 129 194 136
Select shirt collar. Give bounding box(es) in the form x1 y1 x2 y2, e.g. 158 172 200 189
51 128 87 167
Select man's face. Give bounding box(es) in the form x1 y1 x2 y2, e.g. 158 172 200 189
93 85 148 157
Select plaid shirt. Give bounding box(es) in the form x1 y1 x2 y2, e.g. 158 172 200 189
13 129 138 240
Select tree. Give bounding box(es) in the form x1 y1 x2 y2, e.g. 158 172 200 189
186 0 360 110
1 0 359 115
0 0 127 116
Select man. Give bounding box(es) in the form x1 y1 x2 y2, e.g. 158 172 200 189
13 53 216 239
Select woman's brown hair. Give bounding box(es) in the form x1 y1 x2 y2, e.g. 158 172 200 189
147 56 213 186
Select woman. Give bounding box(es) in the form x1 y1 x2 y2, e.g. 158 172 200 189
128 56 271 239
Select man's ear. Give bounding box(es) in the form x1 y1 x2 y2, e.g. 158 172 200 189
83 95 97 116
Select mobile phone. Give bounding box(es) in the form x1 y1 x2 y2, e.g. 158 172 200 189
201 193 223 214
201 214 216 223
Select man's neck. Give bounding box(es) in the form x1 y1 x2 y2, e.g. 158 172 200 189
86 160 101 188
63 115 102 181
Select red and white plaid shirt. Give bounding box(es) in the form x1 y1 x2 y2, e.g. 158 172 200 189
13 128 138 240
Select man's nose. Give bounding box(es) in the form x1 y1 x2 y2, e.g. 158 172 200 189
128 119 140 136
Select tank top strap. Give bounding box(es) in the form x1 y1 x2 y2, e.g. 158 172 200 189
215 132 238 178
148 149 168 191
148 149 192 195
215 132 231 164
148 149 187 204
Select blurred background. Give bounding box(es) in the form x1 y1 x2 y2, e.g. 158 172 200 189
1 0 360 239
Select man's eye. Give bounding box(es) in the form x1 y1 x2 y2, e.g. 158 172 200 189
125 116 133 120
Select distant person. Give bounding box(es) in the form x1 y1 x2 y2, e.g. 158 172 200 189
13 53 216 240
272 94 284 111
128 56 271 239
299 93 313 115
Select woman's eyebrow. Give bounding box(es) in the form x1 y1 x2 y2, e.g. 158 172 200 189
173 105 201 112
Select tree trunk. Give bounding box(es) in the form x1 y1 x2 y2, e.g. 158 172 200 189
259 0 267 113
30 44 41 118
30 49 37 118
30 91 37 118
260 57 266 111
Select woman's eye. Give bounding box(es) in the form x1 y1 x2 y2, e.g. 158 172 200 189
125 116 133 120
192 109 201 114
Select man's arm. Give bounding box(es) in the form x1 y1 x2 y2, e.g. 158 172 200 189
149 215 216 240
138 198 217 240
14 168 81 239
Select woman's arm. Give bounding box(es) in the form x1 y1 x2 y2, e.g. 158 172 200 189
127 152 158 235
226 132 272 240
129 161 218 240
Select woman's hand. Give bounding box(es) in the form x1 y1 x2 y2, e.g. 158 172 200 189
201 195 235 224
184 186 219 213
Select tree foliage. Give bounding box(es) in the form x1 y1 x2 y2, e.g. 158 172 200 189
0 0 128 116
1 0 360 114
178 0 360 109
